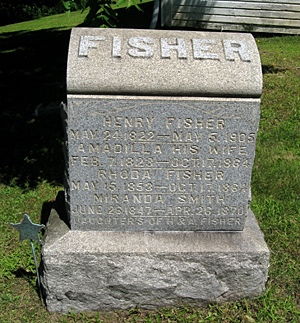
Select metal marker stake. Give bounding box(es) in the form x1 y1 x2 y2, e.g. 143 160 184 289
30 239 41 289
10 214 45 301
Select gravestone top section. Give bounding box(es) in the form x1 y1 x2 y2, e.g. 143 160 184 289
67 28 262 98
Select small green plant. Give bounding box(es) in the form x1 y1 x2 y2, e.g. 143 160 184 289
83 0 120 27
80 0 142 27
60 0 88 16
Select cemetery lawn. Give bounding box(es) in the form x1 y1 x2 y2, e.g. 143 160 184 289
0 9 299 323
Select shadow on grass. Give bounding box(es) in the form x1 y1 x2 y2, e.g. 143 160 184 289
12 267 36 280
0 28 70 188
41 200 55 226
0 2 154 189
262 64 288 74
41 190 69 227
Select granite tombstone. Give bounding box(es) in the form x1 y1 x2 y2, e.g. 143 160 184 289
41 28 269 313
66 29 261 232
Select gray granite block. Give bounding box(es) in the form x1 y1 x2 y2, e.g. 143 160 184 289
65 96 260 231
67 28 262 98
65 28 263 232
41 204 270 313
42 28 268 314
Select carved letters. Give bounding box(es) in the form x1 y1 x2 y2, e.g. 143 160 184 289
78 35 251 62
67 98 259 230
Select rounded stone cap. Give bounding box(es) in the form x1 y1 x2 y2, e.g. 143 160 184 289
67 28 262 98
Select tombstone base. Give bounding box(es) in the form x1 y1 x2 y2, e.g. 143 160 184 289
41 197 269 313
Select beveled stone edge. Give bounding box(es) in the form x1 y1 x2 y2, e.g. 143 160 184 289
67 94 261 102
42 202 270 256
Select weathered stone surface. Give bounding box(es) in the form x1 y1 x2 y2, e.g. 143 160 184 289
67 28 262 97
65 28 263 232
42 28 269 313
65 96 260 231
41 202 270 313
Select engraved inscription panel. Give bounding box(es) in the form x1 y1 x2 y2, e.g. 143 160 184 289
67 97 260 231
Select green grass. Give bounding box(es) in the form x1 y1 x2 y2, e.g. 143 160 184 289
0 9 299 323
0 11 87 34
0 0 154 34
